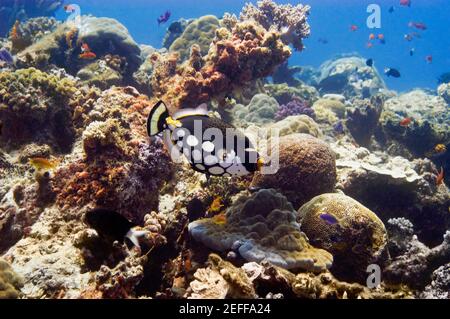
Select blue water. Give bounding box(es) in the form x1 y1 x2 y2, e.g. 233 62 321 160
56 0 450 92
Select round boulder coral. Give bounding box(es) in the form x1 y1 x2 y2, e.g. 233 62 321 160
298 193 388 283
251 134 336 208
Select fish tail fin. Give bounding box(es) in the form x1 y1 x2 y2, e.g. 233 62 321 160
147 101 170 137
126 229 148 249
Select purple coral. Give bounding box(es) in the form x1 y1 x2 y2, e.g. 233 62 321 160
275 98 315 121
240 0 311 51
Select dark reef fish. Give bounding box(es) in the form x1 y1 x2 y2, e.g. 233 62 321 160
158 10 171 25
318 37 329 44
84 208 147 248
389 6 395 13
147 101 264 177
385 67 401 78
0 48 14 65
366 58 374 67
320 213 339 225
409 21 427 30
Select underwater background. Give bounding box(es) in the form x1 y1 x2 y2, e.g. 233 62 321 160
54 0 450 91
0 0 449 300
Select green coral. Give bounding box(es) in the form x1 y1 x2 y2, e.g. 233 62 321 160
0 258 24 299
312 98 346 124
233 94 279 126
169 15 221 62
0 68 77 150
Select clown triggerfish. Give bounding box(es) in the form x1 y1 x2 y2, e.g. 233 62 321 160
147 101 264 177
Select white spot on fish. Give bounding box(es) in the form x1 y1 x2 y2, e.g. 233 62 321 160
202 141 215 153
187 135 199 147
204 155 218 166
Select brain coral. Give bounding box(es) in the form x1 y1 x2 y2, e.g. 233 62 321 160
298 193 388 283
0 258 24 299
189 189 333 272
251 134 337 208
169 15 221 62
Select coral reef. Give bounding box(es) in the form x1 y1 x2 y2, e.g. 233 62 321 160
0 0 63 37
420 265 450 299
316 55 386 99
385 229 450 290
333 140 450 246
169 15 221 62
10 17 60 53
187 254 257 299
251 134 337 208
0 257 23 299
268 115 322 138
163 19 193 49
437 82 450 104
346 95 385 147
150 19 291 110
264 82 319 105
275 98 315 121
189 189 333 272
17 17 141 78
312 98 346 124
377 89 450 159
77 60 123 89
239 0 311 51
0 68 77 151
233 93 279 126
298 193 388 283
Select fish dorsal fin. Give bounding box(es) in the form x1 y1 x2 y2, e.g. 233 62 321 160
173 103 209 120
147 100 170 136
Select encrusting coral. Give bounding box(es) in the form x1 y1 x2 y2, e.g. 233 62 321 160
189 189 333 272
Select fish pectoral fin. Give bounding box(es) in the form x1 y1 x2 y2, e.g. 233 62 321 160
126 229 147 249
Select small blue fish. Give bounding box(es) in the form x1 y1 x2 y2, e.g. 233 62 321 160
158 10 171 25
320 213 339 225
0 48 14 65
333 121 345 134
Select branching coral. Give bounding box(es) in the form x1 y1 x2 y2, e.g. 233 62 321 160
239 0 311 51
150 20 291 110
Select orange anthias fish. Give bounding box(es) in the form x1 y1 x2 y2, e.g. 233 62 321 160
79 52 97 59
434 144 447 154
400 117 412 127
350 25 358 32
29 157 59 171
369 33 375 40
436 167 445 186
208 196 224 214
10 20 20 40
425 55 433 64
366 42 374 48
